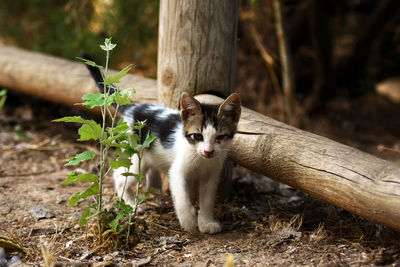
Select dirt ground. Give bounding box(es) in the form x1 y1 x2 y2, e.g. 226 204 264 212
1 92 400 266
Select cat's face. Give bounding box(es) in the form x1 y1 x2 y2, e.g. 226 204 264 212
180 93 241 159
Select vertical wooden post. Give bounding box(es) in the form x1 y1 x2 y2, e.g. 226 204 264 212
157 0 239 199
157 0 239 108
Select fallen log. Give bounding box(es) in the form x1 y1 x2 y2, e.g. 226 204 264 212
1 45 399 231
0 45 158 109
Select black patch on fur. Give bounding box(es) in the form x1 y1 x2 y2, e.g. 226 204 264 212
128 104 181 149
200 104 236 138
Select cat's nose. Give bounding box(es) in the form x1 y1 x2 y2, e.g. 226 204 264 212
204 150 214 157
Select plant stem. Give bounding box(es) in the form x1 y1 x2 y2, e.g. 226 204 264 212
97 49 111 236
134 128 143 217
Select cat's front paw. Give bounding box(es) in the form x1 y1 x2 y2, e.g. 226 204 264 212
178 207 198 232
198 220 222 234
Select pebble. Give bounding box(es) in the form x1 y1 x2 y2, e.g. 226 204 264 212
8 256 22 266
29 206 55 220
0 247 6 260
0 248 23 267
0 247 6 266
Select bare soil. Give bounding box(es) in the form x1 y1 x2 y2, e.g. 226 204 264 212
1 92 400 266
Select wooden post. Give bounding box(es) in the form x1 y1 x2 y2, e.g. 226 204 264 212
157 0 239 198
157 0 239 108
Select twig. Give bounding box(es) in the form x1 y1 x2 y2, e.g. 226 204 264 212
272 0 295 125
147 220 182 234
248 19 282 98
377 145 400 154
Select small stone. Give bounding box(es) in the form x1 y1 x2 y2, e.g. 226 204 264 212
8 255 22 266
0 247 6 261
29 206 55 220
132 256 152 267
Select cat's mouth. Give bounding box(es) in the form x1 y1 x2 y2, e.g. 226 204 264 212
201 152 216 159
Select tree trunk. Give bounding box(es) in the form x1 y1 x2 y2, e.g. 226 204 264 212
1 46 400 231
157 0 239 108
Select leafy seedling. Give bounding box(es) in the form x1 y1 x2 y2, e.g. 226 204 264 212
53 38 157 247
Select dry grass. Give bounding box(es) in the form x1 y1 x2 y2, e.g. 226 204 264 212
309 223 327 243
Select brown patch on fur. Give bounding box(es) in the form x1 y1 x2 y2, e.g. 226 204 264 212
217 93 241 123
183 114 204 144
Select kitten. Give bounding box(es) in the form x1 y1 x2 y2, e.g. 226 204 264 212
86 63 241 234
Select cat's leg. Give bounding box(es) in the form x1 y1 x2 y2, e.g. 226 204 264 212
113 154 148 207
169 167 197 232
146 167 162 191
198 173 222 234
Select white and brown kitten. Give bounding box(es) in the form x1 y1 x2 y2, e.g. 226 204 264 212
86 63 241 234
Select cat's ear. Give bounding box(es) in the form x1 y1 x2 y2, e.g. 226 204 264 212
217 93 241 123
180 92 202 121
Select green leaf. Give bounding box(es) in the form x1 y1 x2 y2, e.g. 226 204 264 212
78 124 101 141
52 117 102 140
113 119 130 133
0 89 7 97
61 171 97 185
80 93 104 109
135 173 144 182
100 37 116 51
137 192 150 201
115 88 133 106
76 57 103 69
104 65 132 85
133 120 146 130
101 131 128 146
64 151 95 166
143 133 157 148
79 93 115 109
69 183 99 206
118 199 134 216
0 89 7 109
102 229 113 236
114 146 135 158
13 125 27 139
128 134 139 148
110 157 131 169
102 121 130 145
78 207 91 227
53 115 88 124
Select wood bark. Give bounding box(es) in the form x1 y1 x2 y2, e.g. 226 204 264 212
0 45 158 110
157 0 239 109
1 46 400 231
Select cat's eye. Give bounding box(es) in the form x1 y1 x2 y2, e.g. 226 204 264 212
216 134 228 141
192 133 203 141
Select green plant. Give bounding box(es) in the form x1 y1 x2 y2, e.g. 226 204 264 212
53 38 156 246
0 89 7 110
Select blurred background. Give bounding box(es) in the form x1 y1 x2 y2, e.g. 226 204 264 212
0 0 399 154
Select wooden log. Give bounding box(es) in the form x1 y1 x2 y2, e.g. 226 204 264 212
196 94 400 231
0 45 158 109
1 46 399 231
157 0 239 108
